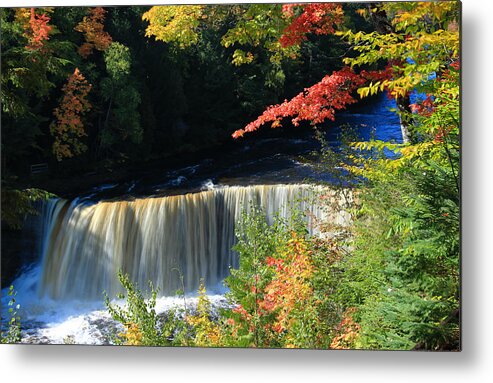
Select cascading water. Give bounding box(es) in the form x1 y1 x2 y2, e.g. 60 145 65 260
36 184 347 301
0 91 397 345
1 183 353 344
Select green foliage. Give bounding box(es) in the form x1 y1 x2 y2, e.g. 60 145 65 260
1 285 22 344
1 8 68 117
338 154 460 350
219 4 298 93
221 4 299 67
221 204 342 349
105 272 225 347
104 271 183 346
320 4 460 350
142 5 204 48
1 187 55 229
225 205 308 315
103 41 131 80
1 8 71 174
222 206 288 347
333 79 460 350
339 2 459 99
100 41 142 151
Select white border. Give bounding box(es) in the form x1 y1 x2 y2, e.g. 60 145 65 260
2 0 493 382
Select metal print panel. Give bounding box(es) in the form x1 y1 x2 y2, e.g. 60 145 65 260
0 1 461 350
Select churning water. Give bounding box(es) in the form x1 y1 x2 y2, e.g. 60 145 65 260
2 184 350 344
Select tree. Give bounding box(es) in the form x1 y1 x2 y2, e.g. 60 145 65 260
279 3 344 47
232 1 459 144
50 68 92 161
340 2 459 143
99 41 142 155
231 1 461 350
23 7 52 51
220 4 298 67
1 8 60 118
74 7 112 58
1 7 67 228
142 5 205 48
232 66 367 138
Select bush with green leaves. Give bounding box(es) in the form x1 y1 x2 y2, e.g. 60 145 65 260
104 271 186 346
332 119 460 350
221 206 303 347
221 203 346 349
1 285 22 344
349 159 459 350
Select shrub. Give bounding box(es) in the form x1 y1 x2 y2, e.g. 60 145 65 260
222 204 344 348
104 271 184 346
1 285 22 344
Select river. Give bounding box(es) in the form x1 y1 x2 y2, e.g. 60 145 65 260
1 93 401 345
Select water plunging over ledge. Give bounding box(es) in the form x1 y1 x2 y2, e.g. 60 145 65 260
0 92 399 344
37 184 350 301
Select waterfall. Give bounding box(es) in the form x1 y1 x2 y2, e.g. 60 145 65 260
37 184 349 301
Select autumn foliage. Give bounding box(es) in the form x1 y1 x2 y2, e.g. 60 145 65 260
28 9 52 50
50 68 92 161
231 61 395 138
280 3 344 47
259 232 317 347
142 5 205 48
233 67 366 138
75 7 112 58
3 3 460 350
16 8 53 51
329 308 361 349
224 228 326 348
233 1 458 140
185 281 223 347
119 323 143 346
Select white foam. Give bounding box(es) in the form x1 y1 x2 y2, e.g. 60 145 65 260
3 265 230 345
201 179 215 190
16 294 228 345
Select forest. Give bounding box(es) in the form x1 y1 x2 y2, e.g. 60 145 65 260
1 1 460 350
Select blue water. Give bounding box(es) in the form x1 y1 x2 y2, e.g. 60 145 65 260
74 92 402 202
0 91 402 344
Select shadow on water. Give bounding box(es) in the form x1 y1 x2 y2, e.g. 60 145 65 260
57 92 402 203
